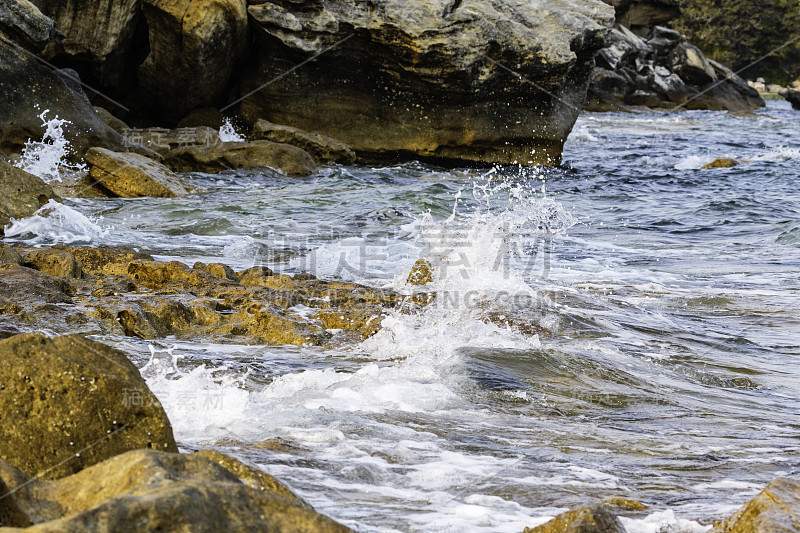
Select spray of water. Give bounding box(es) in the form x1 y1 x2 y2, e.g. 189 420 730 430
218 118 245 143
15 110 86 182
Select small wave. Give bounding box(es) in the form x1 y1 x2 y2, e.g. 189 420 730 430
620 510 711 533
3 200 108 244
15 110 86 182
218 118 245 142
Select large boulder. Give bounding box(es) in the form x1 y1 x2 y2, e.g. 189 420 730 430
602 0 680 35
163 140 317 176
780 88 800 110
0 0 60 51
0 449 353 532
29 0 141 88
523 504 627 533
0 333 178 479
711 477 800 533
0 1 150 158
0 159 58 234
138 0 248 123
241 0 614 167
85 147 189 198
252 119 357 165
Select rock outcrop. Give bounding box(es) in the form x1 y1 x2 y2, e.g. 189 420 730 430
0 333 177 480
0 449 352 532
585 24 764 112
0 245 401 346
137 0 248 123
711 477 800 533
601 0 679 35
164 140 318 176
252 120 357 165
780 88 800 110
523 504 627 533
85 147 189 198
241 0 614 166
0 159 59 233
0 0 149 158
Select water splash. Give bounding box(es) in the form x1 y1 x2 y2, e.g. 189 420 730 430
3 199 108 244
15 110 86 182
218 118 245 142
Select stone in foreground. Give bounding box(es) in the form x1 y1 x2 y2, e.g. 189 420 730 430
523 504 627 533
242 0 614 166
164 140 317 176
85 147 188 197
252 120 357 165
0 449 353 532
0 333 177 480
711 477 800 533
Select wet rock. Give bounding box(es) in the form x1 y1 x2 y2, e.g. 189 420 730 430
0 245 401 346
0 159 59 234
0 244 23 265
193 449 309 508
701 158 744 169
0 0 60 51
672 42 717 86
122 127 220 157
164 140 317 177
85 147 189 198
177 108 228 130
523 504 626 533
21 247 82 279
242 0 614 167
407 259 434 286
48 171 111 199
711 477 800 533
93 107 131 135
0 333 177 480
29 0 140 88
0 9 148 159
780 88 800 110
138 0 248 123
252 120 357 165
0 449 353 532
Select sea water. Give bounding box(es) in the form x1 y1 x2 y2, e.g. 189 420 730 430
5 101 799 532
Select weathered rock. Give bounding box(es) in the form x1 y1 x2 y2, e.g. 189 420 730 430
0 0 60 51
177 107 228 130
138 0 248 123
0 449 353 532
0 333 178 480
21 247 82 278
85 147 189 198
780 88 800 110
47 170 111 198
164 140 317 176
523 504 627 533
407 258 434 286
93 106 131 135
252 120 357 165
701 158 744 169
0 159 58 234
604 0 680 35
711 477 800 533
193 449 309 508
586 23 764 112
29 0 140 88
122 127 221 157
0 22 148 158
0 245 402 346
0 244 23 265
241 0 614 167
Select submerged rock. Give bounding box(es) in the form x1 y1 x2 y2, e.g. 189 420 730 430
138 0 248 123
241 0 614 166
523 504 627 533
85 147 189 198
701 158 744 169
711 477 800 533
0 448 352 532
0 159 59 234
252 120 357 165
0 333 177 480
164 140 317 176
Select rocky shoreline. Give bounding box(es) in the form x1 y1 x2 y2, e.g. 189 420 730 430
1 0 799 532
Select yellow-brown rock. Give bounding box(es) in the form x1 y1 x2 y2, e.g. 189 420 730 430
0 449 353 532
523 504 626 533
701 158 744 169
0 333 177 480
711 477 800 533
163 140 317 177
407 258 434 286
85 147 188 198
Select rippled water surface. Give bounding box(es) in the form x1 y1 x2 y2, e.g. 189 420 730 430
7 102 800 532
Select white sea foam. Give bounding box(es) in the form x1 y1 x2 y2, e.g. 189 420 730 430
15 110 86 182
3 200 108 244
218 118 245 142
620 510 711 533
